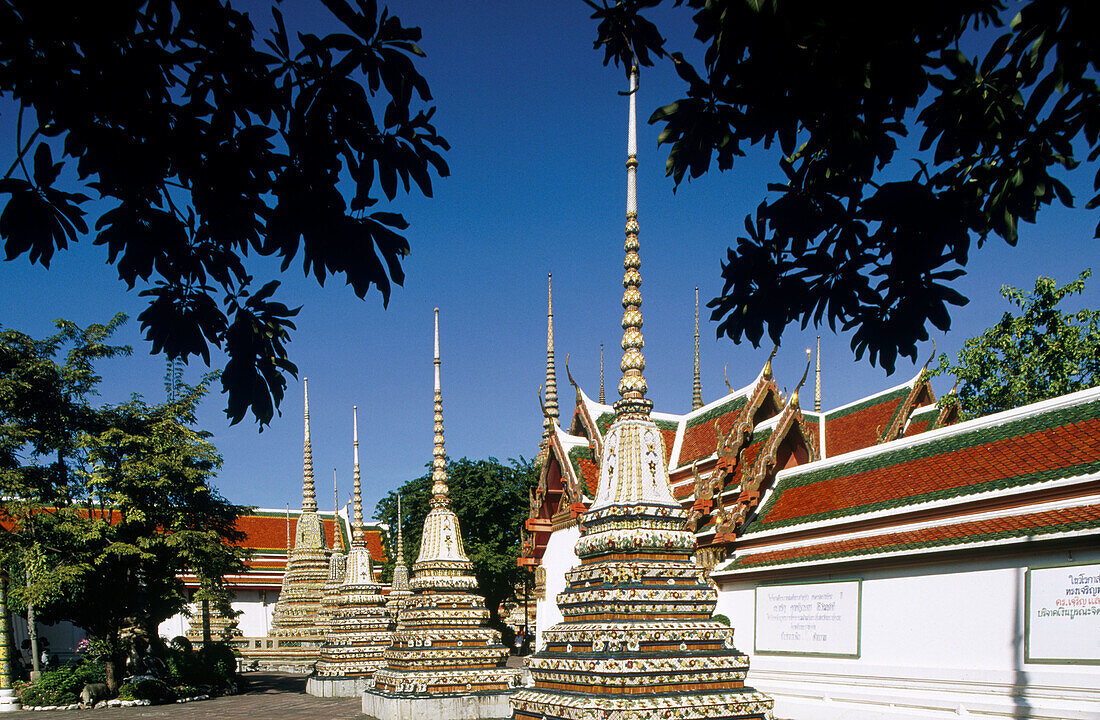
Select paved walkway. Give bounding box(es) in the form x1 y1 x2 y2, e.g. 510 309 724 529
7 673 363 720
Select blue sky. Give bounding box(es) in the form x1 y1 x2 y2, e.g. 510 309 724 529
2 1 1097 517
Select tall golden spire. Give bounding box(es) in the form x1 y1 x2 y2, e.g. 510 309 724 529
815 335 822 412
352 405 365 547
540 274 559 457
543 273 558 424
615 65 652 420
302 378 317 513
395 493 405 565
333 468 345 553
431 308 449 506
692 287 702 410
599 343 606 404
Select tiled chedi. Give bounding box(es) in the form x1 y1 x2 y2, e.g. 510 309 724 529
371 309 522 694
270 379 329 637
385 493 413 626
511 67 773 720
314 406 394 678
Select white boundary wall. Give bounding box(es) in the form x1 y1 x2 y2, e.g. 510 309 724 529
157 588 279 640
716 547 1100 720
534 524 580 651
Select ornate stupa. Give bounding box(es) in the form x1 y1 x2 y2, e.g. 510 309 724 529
366 309 521 719
511 67 774 720
311 406 394 692
318 470 348 634
270 379 330 637
185 601 240 642
385 493 413 625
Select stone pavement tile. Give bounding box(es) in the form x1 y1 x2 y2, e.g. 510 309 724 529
6 673 363 720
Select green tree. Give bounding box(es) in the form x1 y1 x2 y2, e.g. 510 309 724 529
934 270 1100 418
0 0 449 426
374 457 539 635
587 0 1100 372
0 319 246 691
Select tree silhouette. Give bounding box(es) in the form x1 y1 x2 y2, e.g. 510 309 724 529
0 0 449 426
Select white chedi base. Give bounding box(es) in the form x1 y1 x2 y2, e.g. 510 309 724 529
0 688 21 712
305 674 375 698
362 688 517 720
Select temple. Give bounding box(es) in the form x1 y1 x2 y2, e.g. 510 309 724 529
512 66 775 720
309 407 395 696
364 309 522 720
516 98 1100 720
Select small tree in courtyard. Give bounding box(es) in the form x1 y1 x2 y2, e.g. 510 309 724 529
375 457 539 637
0 318 246 691
934 270 1100 419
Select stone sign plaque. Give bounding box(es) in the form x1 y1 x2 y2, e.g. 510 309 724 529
1026 562 1100 665
754 580 861 657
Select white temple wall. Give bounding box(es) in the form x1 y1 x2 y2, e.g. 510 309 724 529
10 615 86 665
156 588 279 640
235 589 278 637
534 525 580 650
158 612 189 641
716 547 1100 720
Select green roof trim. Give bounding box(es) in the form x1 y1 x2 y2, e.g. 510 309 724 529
595 412 614 436
654 418 679 432
686 395 748 430
729 515 1100 570
825 386 908 421
744 397 1100 533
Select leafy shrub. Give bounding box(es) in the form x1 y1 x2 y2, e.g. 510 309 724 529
198 643 237 687
18 659 106 706
168 636 192 653
162 641 236 691
711 613 731 626
117 679 175 703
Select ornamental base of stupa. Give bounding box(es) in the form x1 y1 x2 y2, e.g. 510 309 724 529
511 688 775 720
305 674 374 698
362 687 518 720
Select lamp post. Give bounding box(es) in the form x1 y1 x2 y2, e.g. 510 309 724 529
0 572 22 711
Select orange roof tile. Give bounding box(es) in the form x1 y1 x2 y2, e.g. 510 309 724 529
731 503 1100 569
748 401 1100 532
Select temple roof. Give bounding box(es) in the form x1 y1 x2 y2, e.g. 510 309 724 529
743 388 1100 535
713 387 1100 575
233 509 386 562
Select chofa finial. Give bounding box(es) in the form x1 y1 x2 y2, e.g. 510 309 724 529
790 349 812 408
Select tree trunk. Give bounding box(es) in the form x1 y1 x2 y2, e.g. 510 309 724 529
27 605 39 679
27 568 40 679
104 652 123 694
201 597 211 646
